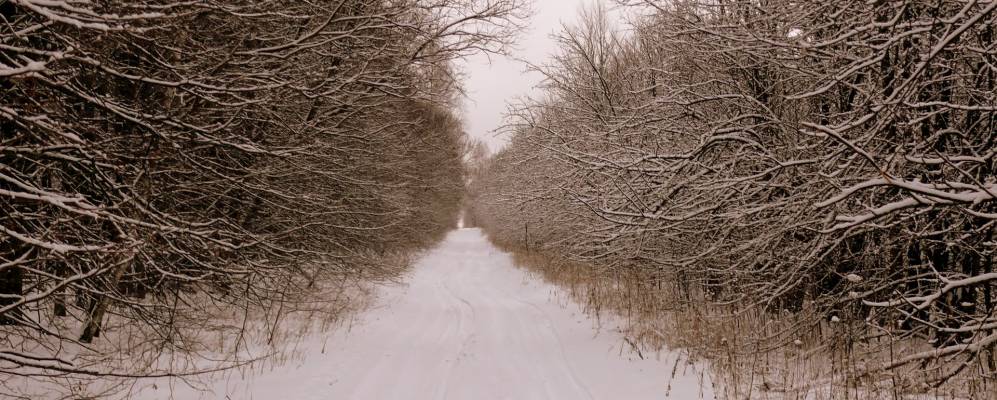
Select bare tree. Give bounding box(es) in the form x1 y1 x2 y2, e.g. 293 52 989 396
2 0 525 397
472 0 997 394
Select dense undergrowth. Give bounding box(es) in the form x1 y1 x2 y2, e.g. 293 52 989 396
1 1 524 398
469 0 997 397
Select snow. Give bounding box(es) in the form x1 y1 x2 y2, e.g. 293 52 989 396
140 228 714 399
0 60 47 77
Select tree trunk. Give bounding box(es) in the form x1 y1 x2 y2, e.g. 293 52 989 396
80 251 132 343
51 259 68 317
0 262 23 325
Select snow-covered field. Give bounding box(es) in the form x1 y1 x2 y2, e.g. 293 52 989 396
139 228 714 399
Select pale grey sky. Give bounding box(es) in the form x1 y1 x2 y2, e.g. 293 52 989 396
459 0 621 153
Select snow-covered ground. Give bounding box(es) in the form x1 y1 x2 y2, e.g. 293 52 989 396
141 228 714 399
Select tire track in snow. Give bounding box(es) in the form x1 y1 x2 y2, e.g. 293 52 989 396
435 273 476 400
513 295 596 400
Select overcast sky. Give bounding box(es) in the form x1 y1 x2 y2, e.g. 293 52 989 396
459 0 621 153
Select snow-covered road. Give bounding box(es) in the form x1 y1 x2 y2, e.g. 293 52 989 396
157 229 714 399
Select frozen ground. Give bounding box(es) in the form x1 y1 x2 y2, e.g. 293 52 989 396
142 229 714 399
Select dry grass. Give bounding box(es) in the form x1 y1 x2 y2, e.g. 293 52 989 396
493 240 997 400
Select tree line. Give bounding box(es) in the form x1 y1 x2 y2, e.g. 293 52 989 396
470 0 997 390
1 0 522 396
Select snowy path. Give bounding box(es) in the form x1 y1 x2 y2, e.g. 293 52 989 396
154 229 713 399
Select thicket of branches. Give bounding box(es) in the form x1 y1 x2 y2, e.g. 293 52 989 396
471 0 997 393
1 0 522 397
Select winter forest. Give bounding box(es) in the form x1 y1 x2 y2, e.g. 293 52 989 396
2 0 997 399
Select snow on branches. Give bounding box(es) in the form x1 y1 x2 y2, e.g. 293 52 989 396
472 0 997 390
